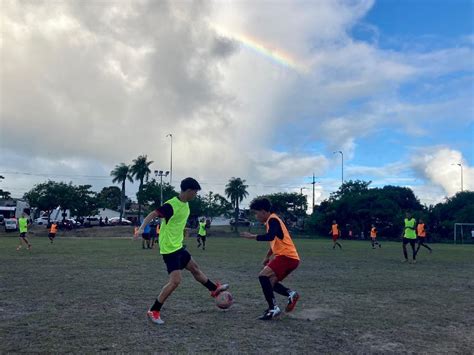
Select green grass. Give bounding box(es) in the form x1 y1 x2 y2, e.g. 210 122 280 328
1 234 473 353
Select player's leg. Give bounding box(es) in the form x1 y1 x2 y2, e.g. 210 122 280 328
258 266 280 319
202 236 206 250
410 240 417 262
269 256 300 312
185 257 228 296
402 238 409 261
147 270 182 325
421 239 432 253
197 236 201 248
371 238 375 248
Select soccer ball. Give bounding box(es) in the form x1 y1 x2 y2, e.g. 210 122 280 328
215 291 233 309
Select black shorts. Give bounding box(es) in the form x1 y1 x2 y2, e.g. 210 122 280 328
162 248 191 274
48 233 56 239
198 234 206 241
403 238 416 246
142 233 151 240
19 232 27 238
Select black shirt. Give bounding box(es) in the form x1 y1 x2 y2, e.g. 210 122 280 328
256 218 284 241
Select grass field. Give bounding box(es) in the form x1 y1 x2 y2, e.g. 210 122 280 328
1 229 473 353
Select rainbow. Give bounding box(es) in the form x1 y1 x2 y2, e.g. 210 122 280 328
212 24 309 73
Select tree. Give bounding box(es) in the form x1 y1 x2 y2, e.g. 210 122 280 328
259 192 308 217
225 177 249 231
97 186 122 211
0 175 11 200
73 185 99 218
138 179 178 212
203 191 233 219
130 155 153 222
24 181 98 222
307 181 423 239
111 163 133 223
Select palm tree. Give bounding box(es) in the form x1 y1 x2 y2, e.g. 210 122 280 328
130 155 153 222
111 163 133 223
225 177 249 231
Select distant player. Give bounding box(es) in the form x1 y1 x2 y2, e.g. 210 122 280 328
136 177 229 325
197 218 207 250
370 224 381 249
241 198 300 321
48 222 58 244
142 224 151 249
402 212 417 263
16 212 32 251
416 219 432 254
329 220 342 249
151 222 160 249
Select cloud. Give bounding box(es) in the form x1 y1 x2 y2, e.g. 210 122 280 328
411 147 474 197
0 0 472 207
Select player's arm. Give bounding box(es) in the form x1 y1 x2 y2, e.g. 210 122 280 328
137 211 158 235
240 219 283 241
136 203 173 236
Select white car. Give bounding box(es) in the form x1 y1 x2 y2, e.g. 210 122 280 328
35 216 50 225
4 219 18 232
108 217 133 225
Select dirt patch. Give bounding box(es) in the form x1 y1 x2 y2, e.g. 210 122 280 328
288 307 341 321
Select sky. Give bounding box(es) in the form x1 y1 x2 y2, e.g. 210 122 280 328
0 0 473 210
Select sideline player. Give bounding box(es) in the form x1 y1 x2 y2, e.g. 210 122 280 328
16 211 32 251
136 177 229 325
416 219 432 254
370 224 381 249
402 212 417 263
48 221 58 244
329 220 342 249
197 218 207 250
241 198 300 320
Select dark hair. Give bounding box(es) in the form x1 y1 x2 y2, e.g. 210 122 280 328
250 198 272 212
180 177 201 191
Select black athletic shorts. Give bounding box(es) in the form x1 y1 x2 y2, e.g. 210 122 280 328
198 234 206 241
403 238 416 246
162 247 191 274
48 233 56 239
142 233 151 240
19 232 27 238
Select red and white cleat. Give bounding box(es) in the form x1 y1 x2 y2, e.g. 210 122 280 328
147 310 164 325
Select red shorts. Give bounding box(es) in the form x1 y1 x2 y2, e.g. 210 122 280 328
332 234 339 241
268 255 299 281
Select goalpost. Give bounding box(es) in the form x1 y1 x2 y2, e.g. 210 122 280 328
453 223 474 244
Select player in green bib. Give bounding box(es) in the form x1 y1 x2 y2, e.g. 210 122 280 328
401 212 417 263
136 177 229 325
16 211 32 251
197 218 207 250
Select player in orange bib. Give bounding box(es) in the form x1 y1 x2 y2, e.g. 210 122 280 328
329 220 342 249
241 198 300 320
370 224 381 249
48 222 58 244
415 219 432 254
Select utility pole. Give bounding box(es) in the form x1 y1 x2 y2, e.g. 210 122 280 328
311 173 316 212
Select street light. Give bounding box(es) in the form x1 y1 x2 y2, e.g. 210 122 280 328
154 170 170 205
300 187 308 195
166 133 173 186
451 163 463 192
333 150 344 186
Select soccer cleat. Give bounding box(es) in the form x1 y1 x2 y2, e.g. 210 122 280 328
411 260 417 264
258 306 281 320
147 310 164 325
401 259 408 263
211 282 229 298
286 291 300 312
16 246 22 251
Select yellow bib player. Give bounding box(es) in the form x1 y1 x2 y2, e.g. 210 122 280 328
136 178 229 325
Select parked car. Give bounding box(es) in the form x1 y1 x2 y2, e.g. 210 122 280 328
108 217 132 225
4 218 18 232
35 216 50 225
83 217 100 227
229 218 251 227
